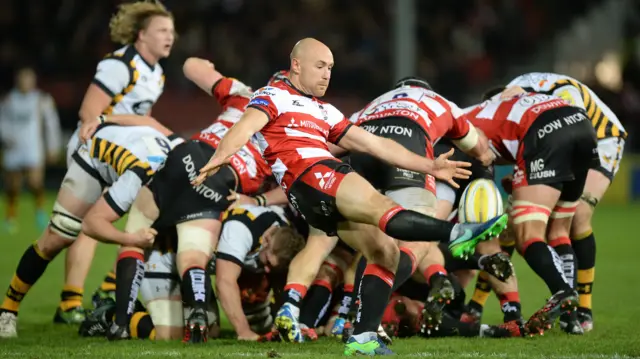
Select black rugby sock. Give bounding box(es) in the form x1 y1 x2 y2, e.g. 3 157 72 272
1 244 51 314
114 251 145 327
353 264 395 335
572 230 596 311
181 267 210 311
379 206 454 242
520 239 571 294
299 280 332 328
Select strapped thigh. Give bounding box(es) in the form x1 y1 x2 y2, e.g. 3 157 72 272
509 200 551 225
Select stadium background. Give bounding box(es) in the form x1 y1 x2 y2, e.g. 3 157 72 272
1 0 640 203
1 1 640 357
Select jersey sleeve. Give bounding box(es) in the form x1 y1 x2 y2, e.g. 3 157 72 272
247 86 285 121
92 58 131 98
326 105 353 144
212 77 253 108
551 85 586 110
104 171 143 217
445 101 471 139
216 220 254 267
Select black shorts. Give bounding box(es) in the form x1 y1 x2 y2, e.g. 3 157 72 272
287 159 354 236
434 140 494 208
515 107 600 202
150 140 237 228
350 117 434 193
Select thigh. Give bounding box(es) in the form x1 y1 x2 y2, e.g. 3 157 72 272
287 159 354 236
56 158 105 218
385 187 436 217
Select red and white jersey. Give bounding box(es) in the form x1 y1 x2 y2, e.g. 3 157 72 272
352 86 471 144
465 93 570 162
247 79 352 191
210 77 254 127
191 77 270 195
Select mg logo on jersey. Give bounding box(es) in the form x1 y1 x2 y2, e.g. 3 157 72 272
529 158 556 180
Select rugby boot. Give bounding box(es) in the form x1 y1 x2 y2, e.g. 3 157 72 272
478 252 514 282
577 308 593 332
330 317 346 338
559 311 585 335
0 311 17 338
341 321 354 343
91 288 116 309
479 323 516 338
449 214 509 259
344 332 394 356
525 289 578 336
421 274 455 335
53 305 86 324
377 324 393 345
274 302 303 343
107 322 131 341
79 297 115 337
183 307 209 343
497 319 526 337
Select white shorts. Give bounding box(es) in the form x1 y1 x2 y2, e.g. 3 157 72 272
66 126 81 168
59 157 104 206
595 137 625 180
2 147 43 171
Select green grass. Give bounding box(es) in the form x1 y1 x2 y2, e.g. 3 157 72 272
1 194 640 358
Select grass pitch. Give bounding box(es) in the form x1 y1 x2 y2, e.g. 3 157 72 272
1 194 639 358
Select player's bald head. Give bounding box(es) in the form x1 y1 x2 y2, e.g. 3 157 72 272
288 38 334 97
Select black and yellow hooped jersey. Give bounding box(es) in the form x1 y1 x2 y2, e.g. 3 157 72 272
507 72 626 140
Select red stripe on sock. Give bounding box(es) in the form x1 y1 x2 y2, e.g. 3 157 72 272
519 238 545 255
117 250 144 262
423 264 447 285
311 279 333 292
322 261 344 280
284 283 308 299
399 247 418 274
363 264 395 287
343 284 354 293
548 236 571 248
499 291 520 307
378 206 404 232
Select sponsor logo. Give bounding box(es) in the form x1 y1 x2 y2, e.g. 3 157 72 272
530 99 566 114
292 100 303 107
363 109 421 122
537 119 563 139
249 98 270 107
288 117 329 136
253 88 276 97
182 154 224 201
562 112 586 125
529 159 556 180
380 125 412 137
314 171 336 190
513 168 525 185
501 302 519 313
189 269 207 302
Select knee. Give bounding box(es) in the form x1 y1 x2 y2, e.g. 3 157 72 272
176 225 215 272
37 228 72 259
365 238 400 271
571 204 594 235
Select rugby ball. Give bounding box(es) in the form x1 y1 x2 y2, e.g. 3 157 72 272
458 179 504 223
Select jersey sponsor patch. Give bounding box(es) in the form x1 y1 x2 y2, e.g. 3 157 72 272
249 98 269 107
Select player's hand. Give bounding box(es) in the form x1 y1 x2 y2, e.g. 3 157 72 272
477 149 496 167
193 156 230 186
431 148 472 189
237 331 260 341
227 190 258 209
127 228 157 248
80 120 101 143
500 86 526 99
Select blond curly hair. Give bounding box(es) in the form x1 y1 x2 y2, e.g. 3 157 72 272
109 1 174 45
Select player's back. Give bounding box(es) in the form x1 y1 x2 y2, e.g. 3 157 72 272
465 93 570 161
1 90 47 144
507 72 625 139
96 45 165 116
353 86 466 142
80 124 170 184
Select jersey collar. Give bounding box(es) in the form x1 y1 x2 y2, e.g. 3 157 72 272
283 77 313 98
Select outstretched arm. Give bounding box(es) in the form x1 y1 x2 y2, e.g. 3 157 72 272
194 108 268 184
183 57 224 95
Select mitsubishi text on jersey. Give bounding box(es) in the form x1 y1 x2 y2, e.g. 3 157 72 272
192 77 270 195
465 93 571 162
247 79 352 191
352 86 471 144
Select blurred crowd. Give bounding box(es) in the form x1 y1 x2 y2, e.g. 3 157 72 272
3 0 639 150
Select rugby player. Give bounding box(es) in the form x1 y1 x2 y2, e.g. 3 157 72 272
194 38 508 355
0 115 177 338
0 67 61 233
503 72 627 331
215 204 305 340
82 64 273 342
59 0 176 325
464 89 599 335
342 78 499 336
